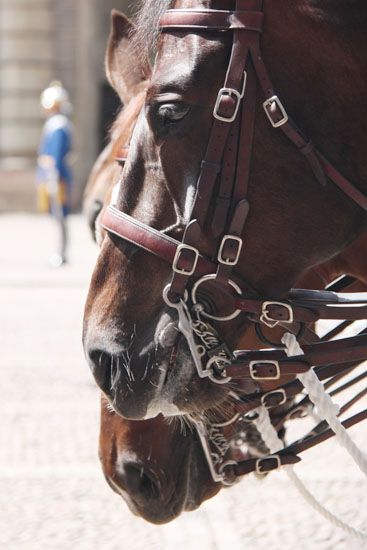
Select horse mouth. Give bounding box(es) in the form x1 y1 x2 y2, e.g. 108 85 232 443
88 318 230 420
157 330 230 415
109 432 219 524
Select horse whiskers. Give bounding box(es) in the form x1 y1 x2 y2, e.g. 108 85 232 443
121 350 135 383
199 400 235 424
165 414 195 436
110 355 120 392
104 400 115 413
141 353 152 382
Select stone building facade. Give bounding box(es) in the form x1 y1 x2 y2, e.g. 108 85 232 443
0 0 132 210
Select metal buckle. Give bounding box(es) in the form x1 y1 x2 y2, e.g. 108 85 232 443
263 95 289 128
218 235 243 266
172 244 199 276
213 72 247 123
249 360 280 381
260 301 294 328
261 389 287 409
255 455 281 475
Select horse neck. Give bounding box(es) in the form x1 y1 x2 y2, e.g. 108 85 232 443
262 1 367 193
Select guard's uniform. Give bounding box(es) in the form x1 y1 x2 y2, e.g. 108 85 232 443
37 113 73 217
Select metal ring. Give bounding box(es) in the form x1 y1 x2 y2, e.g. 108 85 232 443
191 275 242 321
162 284 188 308
206 356 232 385
218 460 238 486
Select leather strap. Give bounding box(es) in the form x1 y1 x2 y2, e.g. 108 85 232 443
160 9 264 32
102 206 367 323
102 206 215 277
227 333 367 380
231 409 367 477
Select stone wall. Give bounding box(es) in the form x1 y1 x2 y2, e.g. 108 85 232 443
0 0 55 165
0 0 133 211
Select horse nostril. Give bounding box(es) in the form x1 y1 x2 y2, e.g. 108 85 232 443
122 462 160 501
88 349 114 395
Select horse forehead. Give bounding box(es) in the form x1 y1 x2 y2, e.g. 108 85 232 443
151 34 222 91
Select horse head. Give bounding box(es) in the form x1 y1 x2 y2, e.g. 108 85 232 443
99 396 223 524
84 3 367 420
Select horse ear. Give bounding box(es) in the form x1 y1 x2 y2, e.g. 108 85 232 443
106 10 151 104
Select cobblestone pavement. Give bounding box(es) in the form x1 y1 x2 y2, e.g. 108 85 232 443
0 214 366 550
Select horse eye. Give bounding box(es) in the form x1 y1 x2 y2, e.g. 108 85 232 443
157 103 190 124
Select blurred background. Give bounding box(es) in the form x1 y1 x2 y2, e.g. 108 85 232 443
0 0 130 212
0 2 366 549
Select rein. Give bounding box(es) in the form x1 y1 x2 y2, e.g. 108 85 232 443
102 0 367 489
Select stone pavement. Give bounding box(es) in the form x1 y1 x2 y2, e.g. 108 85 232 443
0 213 366 550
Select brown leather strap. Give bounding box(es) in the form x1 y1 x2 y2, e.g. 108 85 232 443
159 9 264 32
319 153 367 210
232 358 365 416
102 4 367 359
249 44 367 206
231 409 367 478
102 206 214 276
235 292 367 322
227 333 367 380
233 453 300 476
285 409 367 457
103 206 367 322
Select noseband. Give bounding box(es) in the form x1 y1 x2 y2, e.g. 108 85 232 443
102 0 367 485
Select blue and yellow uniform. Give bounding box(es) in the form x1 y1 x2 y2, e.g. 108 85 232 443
37 113 73 217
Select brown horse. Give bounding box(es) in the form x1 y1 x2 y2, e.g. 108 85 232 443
84 3 367 421
89 98 367 523
99 396 225 524
83 11 367 523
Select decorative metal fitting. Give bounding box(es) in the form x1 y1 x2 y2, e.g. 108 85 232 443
172 244 199 276
217 234 243 266
263 95 289 128
249 360 281 381
213 71 247 123
260 301 294 328
261 388 287 409
255 455 281 475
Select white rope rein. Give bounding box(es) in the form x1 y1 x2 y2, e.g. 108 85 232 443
252 331 367 540
254 406 367 540
282 332 367 477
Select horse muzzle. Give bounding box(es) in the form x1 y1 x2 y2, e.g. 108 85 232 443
84 312 228 420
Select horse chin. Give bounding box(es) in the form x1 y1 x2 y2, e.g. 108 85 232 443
106 437 220 524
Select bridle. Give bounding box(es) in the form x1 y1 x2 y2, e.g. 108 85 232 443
102 0 367 484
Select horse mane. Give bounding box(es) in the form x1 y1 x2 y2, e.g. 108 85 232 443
110 90 147 159
131 0 173 63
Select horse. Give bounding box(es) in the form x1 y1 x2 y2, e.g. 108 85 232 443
98 396 226 524
86 102 367 521
83 2 367 423
81 10 367 523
